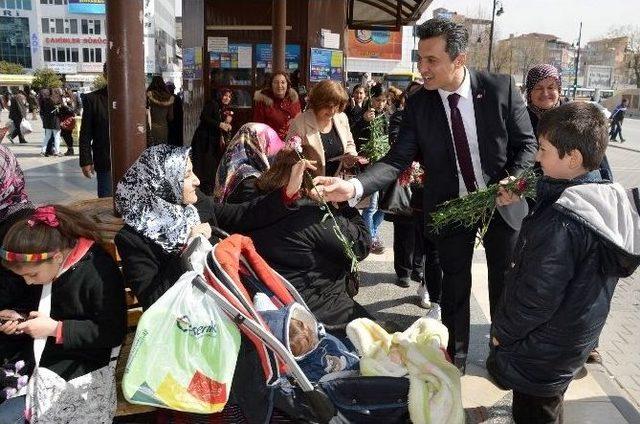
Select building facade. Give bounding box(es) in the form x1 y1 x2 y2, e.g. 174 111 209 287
583 36 631 88
0 0 38 69
0 0 178 88
497 33 575 84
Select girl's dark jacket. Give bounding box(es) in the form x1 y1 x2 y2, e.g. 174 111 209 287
488 172 640 396
0 240 126 381
248 200 371 325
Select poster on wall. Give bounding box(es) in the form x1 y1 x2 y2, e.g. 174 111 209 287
209 44 253 69
254 44 301 72
310 48 343 82
346 30 402 60
183 47 202 80
68 0 105 14
208 37 228 53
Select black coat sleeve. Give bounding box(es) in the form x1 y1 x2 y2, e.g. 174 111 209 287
78 93 94 167
388 109 403 145
62 249 127 349
505 76 537 177
114 227 184 310
491 216 581 347
319 206 371 264
195 189 297 234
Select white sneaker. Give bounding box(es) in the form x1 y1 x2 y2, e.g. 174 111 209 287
417 284 431 309
426 303 442 321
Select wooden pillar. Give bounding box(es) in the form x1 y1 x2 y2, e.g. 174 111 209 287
105 0 147 198
272 0 286 72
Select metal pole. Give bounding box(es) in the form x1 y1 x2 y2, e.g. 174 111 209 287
487 0 496 72
272 0 286 73
105 0 147 201
572 21 582 100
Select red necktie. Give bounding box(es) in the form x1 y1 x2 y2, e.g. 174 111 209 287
447 93 477 193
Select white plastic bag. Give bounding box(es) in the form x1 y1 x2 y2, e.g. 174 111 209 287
122 271 241 413
20 118 33 134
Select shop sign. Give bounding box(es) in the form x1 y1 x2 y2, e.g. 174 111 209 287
45 37 107 44
45 62 78 74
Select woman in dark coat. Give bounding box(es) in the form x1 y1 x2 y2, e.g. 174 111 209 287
113 144 313 423
248 146 372 326
191 89 234 195
39 88 62 156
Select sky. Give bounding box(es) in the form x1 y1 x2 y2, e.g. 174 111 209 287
175 0 638 44
423 0 639 44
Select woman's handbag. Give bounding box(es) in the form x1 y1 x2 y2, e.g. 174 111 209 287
25 284 119 423
379 180 413 217
60 115 75 132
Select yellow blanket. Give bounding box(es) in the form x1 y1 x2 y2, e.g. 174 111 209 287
346 317 464 424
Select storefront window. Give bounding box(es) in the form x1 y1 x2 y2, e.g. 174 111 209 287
0 17 32 68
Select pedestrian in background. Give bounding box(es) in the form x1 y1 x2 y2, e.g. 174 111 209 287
39 88 62 156
8 89 27 144
146 76 174 146
79 63 110 198
609 98 628 143
344 84 367 142
165 81 184 147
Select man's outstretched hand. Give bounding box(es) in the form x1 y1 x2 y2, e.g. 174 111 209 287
312 176 356 203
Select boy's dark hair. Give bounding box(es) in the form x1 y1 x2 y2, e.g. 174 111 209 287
415 18 468 60
537 102 608 171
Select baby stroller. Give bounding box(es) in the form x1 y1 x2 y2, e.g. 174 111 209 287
181 232 411 424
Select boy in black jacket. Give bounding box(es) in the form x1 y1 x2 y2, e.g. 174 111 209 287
487 102 640 423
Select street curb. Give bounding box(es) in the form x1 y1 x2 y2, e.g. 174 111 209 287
609 143 640 153
587 363 640 422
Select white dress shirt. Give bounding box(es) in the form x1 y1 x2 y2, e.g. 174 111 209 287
349 68 486 205
437 67 486 196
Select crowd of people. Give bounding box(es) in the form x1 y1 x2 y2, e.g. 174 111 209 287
1 17 639 424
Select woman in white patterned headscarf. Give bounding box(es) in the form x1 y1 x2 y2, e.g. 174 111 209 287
114 144 315 309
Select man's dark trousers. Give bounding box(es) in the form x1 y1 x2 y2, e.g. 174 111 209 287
437 212 518 364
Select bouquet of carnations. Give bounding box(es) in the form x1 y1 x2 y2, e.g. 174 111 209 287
398 161 425 187
430 169 539 235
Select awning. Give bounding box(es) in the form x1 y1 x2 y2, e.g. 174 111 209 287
347 0 433 30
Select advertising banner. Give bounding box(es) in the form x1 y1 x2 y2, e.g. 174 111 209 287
255 44 300 71
347 30 402 60
68 0 105 14
310 48 343 82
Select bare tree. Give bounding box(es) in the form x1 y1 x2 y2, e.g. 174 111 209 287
492 42 512 74
512 41 545 83
606 25 640 88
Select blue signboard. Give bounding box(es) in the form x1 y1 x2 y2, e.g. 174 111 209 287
68 0 105 14
310 48 343 82
255 44 300 71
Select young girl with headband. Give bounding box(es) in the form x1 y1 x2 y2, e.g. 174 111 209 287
0 205 126 423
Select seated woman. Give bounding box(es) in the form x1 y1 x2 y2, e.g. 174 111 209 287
214 122 284 204
248 145 372 326
114 144 311 311
114 144 313 423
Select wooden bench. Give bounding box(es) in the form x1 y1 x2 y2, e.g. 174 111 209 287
67 198 156 417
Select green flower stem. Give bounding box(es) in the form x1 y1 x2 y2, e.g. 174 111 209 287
294 151 359 272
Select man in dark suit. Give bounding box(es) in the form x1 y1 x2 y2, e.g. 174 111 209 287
79 64 110 198
315 18 537 373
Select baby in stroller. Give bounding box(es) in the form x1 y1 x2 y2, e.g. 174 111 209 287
254 293 359 382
